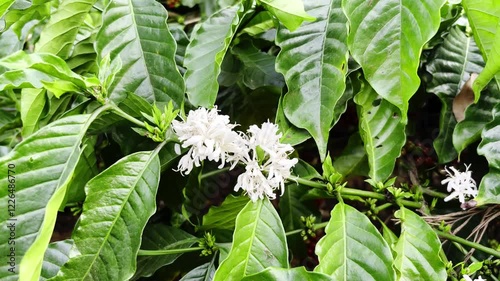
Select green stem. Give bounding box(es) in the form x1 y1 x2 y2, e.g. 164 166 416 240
109 103 146 128
420 187 447 199
285 221 329 237
373 202 393 214
435 230 500 258
290 177 422 209
137 246 204 256
201 167 230 180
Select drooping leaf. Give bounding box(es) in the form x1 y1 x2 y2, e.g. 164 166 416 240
96 0 184 107
275 95 311 146
314 202 395 281
276 0 348 160
342 0 446 123
240 11 275 36
35 0 97 58
51 150 161 281
279 160 321 231
453 83 500 155
179 256 216 281
242 267 333 281
214 198 289 281
20 88 46 137
332 132 368 177
201 195 250 230
393 207 447 281
426 26 484 163
0 51 94 96
40 240 75 280
476 103 500 204
184 2 249 107
354 83 405 182
472 25 500 97
133 225 197 279
257 0 315 31
462 0 500 97
0 108 107 281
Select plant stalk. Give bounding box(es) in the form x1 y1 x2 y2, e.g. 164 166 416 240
137 246 204 256
435 230 500 258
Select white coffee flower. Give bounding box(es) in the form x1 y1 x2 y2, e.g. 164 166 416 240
442 164 477 204
234 121 298 202
171 107 245 175
463 274 487 281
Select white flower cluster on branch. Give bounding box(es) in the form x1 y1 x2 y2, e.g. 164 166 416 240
442 164 477 205
172 107 298 202
463 274 486 281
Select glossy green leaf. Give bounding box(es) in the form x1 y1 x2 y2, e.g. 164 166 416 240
463 0 500 97
1 1 51 37
214 198 289 281
201 195 250 230
275 95 311 146
240 11 275 36
314 202 395 281
0 51 92 95
179 257 216 281
257 0 315 31
354 83 405 182
0 0 15 18
184 3 248 107
242 267 333 281
332 132 368 177
453 83 500 155
170 23 190 75
476 104 500 204
20 88 46 137
0 28 24 59
0 108 107 281
427 26 484 163
280 160 321 231
276 0 348 160
473 25 500 97
40 240 75 280
133 225 197 279
51 150 161 281
342 0 446 123
393 207 447 281
96 0 184 107
35 0 97 58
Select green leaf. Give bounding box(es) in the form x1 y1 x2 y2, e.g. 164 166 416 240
473 25 500 98
314 202 395 281
35 0 97 58
242 267 333 281
453 83 500 155
275 94 311 146
214 198 289 281
0 108 107 281
0 0 15 18
463 0 500 97
476 104 500 204
257 0 315 31
96 0 184 107
342 0 446 123
427 26 484 163
20 88 46 137
393 207 447 281
50 150 161 281
280 160 320 231
2 0 51 37
231 41 284 90
332 132 368 177
240 11 275 36
40 240 75 280
179 256 216 281
133 225 197 279
354 83 405 182
184 3 249 107
276 0 348 160
201 195 250 230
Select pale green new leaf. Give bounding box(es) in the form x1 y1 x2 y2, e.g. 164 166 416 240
393 207 447 281
0 108 107 281
476 104 500 204
20 88 46 137
314 202 395 281
426 26 484 163
242 267 333 281
0 0 15 19
40 240 74 280
276 0 348 160
463 0 500 97
51 150 161 281
35 0 97 59
214 198 289 281
257 0 315 31
96 0 184 107
201 195 250 230
354 83 405 182
342 0 446 123
1 1 51 37
184 3 249 107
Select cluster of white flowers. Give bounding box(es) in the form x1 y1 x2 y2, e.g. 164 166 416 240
442 164 477 204
172 107 297 202
463 274 486 281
